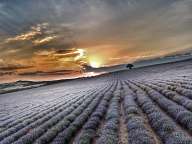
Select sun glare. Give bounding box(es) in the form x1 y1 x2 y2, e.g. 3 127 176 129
89 61 100 68
88 56 103 68
83 72 102 77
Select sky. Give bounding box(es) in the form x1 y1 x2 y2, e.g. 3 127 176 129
0 0 192 82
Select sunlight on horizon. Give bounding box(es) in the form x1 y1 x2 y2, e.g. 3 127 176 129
88 56 104 68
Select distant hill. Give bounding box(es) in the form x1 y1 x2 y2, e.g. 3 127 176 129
85 52 192 73
0 81 46 94
134 52 192 67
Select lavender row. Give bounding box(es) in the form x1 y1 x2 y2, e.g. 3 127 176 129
96 84 121 144
50 83 115 144
0 87 103 144
127 82 192 144
135 82 192 133
122 84 156 144
74 83 117 144
145 82 192 112
11 84 111 144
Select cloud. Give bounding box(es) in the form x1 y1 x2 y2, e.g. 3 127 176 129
3 23 55 46
5 29 41 43
0 65 33 71
0 63 32 76
0 47 86 78
18 70 81 76
0 72 14 76
0 57 84 78
0 59 4 63
31 48 87 71
33 36 57 46
0 22 77 60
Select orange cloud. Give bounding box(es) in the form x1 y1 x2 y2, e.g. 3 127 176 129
33 36 57 45
5 26 42 43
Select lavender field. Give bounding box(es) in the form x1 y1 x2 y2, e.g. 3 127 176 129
1 60 192 144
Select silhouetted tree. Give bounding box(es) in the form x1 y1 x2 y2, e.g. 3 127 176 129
126 64 134 69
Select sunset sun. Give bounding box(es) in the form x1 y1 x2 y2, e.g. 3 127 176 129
89 61 100 68
88 56 103 68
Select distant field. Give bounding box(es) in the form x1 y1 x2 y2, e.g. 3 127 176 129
0 59 192 144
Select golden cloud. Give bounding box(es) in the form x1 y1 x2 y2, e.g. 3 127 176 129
0 59 3 63
4 23 54 45
23 48 87 73
33 36 57 46
5 29 41 43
